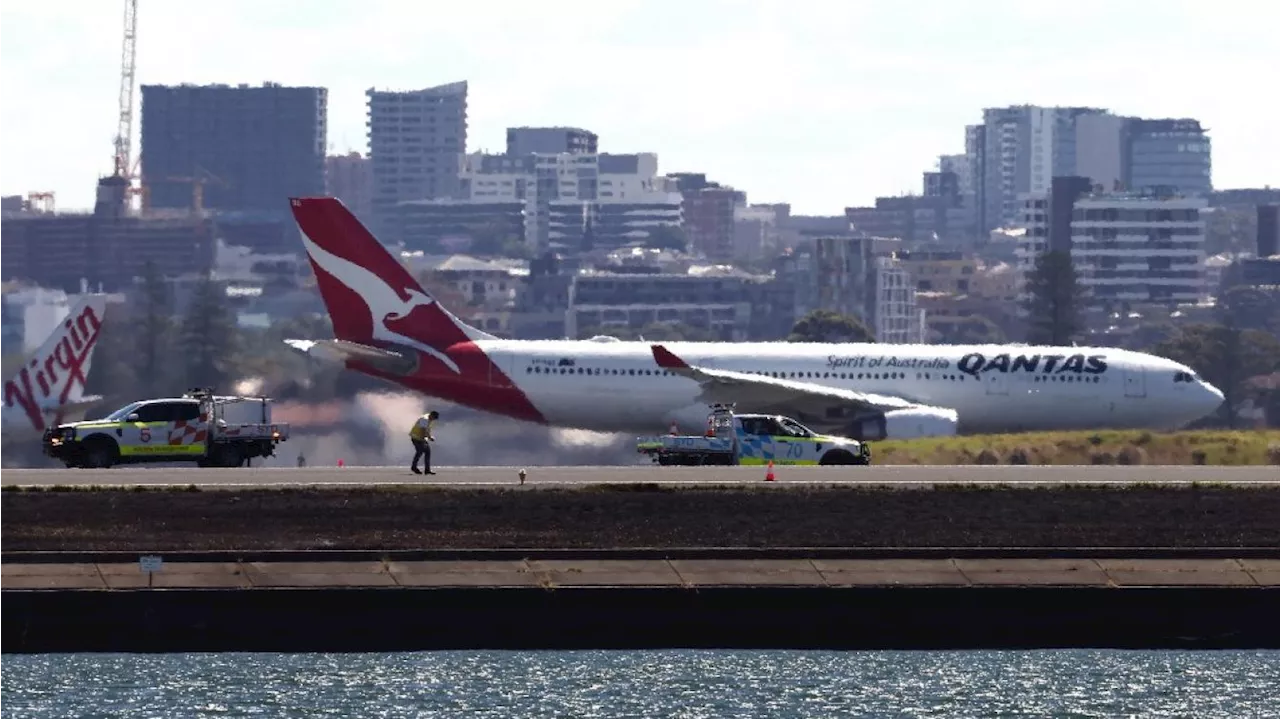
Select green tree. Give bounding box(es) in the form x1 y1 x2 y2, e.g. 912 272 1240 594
938 316 1006 345
138 261 175 394
1219 285 1280 336
787 310 875 343
1126 320 1179 352
645 225 688 253
1021 249 1087 345
180 274 240 391
500 237 532 260
1204 206 1257 255
83 303 142 413
1152 323 1280 428
469 220 523 257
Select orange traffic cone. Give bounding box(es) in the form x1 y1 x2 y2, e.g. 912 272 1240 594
765 460 775 481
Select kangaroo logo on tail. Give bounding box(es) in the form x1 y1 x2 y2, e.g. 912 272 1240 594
298 226 463 375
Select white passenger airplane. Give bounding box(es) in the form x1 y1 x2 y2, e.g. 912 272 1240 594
2 294 107 440
284 197 1224 440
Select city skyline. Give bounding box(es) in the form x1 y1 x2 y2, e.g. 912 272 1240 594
3 0 1277 216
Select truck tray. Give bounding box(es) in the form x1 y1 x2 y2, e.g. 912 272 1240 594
637 435 735 454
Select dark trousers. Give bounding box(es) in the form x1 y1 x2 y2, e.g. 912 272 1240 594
411 439 431 471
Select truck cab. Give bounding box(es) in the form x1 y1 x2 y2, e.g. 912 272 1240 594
42 388 290 469
638 404 872 466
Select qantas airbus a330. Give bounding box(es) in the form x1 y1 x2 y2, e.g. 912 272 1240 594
283 197 1224 440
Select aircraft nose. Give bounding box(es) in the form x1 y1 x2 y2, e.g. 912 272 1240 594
1198 381 1225 414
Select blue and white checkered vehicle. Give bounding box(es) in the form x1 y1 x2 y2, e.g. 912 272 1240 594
637 404 871 466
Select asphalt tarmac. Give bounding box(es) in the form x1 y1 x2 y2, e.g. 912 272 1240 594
3 464 1276 487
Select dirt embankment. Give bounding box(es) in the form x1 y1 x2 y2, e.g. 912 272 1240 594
4 484 1279 551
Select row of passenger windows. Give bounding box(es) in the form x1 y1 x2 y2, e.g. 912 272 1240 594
526 365 916 380
525 365 1105 385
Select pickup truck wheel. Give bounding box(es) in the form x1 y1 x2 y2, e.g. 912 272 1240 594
215 444 244 468
81 437 118 469
819 450 857 466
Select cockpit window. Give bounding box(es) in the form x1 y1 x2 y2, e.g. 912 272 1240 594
1174 371 1198 383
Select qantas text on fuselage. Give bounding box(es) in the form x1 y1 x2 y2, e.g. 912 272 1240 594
283 197 1225 441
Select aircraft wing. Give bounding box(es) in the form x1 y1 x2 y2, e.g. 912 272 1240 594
284 338 417 375
54 395 103 416
651 344 953 420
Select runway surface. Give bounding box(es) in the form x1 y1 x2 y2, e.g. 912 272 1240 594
4 464 1277 487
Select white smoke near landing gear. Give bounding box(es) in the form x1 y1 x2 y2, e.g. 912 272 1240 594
552 428 620 448
220 389 641 468
234 377 266 396
354 390 428 457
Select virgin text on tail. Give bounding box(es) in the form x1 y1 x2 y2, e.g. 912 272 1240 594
3 301 104 432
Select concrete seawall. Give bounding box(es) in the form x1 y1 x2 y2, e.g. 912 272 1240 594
8 480 1280 651
5 551 1279 652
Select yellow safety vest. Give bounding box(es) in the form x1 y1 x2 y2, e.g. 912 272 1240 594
409 414 435 440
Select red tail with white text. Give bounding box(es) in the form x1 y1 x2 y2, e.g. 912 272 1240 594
286 197 545 423
2 295 107 435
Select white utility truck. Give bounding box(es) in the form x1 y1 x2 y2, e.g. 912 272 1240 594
637 404 872 466
42 388 290 468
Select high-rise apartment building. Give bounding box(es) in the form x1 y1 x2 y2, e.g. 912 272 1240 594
366 81 468 234
668 173 745 262
460 151 682 253
1074 113 1128 191
325 152 374 222
937 155 973 196
971 107 1213 234
965 124 986 233
1259 204 1279 258
506 127 598 156
976 105 1108 234
874 256 925 344
1125 118 1212 197
1017 188 1207 309
811 235 874 325
140 83 327 214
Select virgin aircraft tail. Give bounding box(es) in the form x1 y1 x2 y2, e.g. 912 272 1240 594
2 294 107 433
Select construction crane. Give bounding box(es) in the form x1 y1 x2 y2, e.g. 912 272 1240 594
94 0 139 216
114 0 138 182
162 169 230 215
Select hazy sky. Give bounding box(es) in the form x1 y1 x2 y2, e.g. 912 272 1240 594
3 0 1277 215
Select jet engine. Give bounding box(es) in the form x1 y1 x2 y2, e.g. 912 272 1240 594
847 406 960 441
285 338 421 377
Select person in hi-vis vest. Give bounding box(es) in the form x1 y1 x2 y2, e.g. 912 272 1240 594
409 410 439 474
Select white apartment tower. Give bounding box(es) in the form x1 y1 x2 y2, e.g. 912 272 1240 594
366 81 468 233
979 105 1109 233
874 256 925 344
1016 191 1208 308
461 151 682 253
